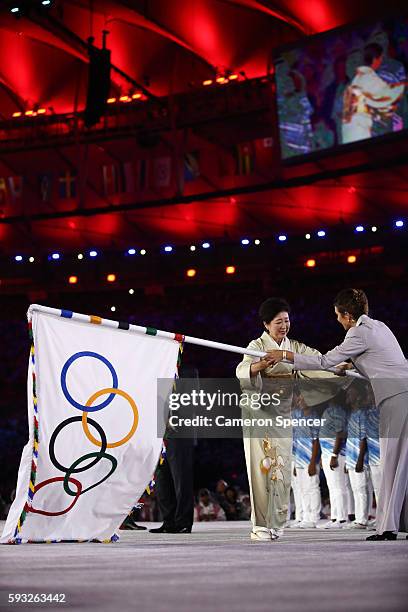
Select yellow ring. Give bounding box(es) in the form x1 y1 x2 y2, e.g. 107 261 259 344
82 388 139 448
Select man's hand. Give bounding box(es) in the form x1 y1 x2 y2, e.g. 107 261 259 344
355 460 364 473
308 462 317 477
330 455 339 470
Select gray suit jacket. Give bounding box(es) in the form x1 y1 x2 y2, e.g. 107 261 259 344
293 315 408 405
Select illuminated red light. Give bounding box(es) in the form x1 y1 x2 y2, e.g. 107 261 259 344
226 266 236 274
203 79 213 86
305 259 316 268
186 269 197 278
107 97 117 104
37 108 46 114
25 110 34 116
216 77 227 84
119 96 131 102
347 255 357 264
107 274 116 282
228 74 238 80
12 112 22 117
68 276 78 284
132 93 142 99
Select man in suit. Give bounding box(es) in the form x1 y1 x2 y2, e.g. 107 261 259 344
149 367 197 534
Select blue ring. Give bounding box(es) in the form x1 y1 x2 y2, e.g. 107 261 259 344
61 351 118 412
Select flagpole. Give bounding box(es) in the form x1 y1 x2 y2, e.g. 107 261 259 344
27 304 364 377
27 304 265 358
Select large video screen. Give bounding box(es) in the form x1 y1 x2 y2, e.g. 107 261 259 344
274 18 408 160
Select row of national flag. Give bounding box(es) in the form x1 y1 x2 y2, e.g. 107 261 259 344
0 139 274 204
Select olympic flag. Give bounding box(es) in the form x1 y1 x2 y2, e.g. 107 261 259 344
1 306 181 544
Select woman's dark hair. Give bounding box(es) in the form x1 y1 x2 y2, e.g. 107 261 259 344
258 297 290 324
334 288 369 320
363 42 383 66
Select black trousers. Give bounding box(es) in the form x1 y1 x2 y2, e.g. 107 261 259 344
156 437 194 529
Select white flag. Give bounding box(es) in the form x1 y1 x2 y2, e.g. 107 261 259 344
154 156 171 188
1 306 180 543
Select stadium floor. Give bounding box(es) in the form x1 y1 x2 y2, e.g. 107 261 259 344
0 520 407 611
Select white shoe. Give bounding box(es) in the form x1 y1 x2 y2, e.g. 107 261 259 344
347 521 367 529
289 520 303 528
328 521 346 529
270 528 283 540
250 528 272 541
298 521 317 529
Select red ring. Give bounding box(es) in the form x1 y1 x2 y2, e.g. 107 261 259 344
29 477 82 516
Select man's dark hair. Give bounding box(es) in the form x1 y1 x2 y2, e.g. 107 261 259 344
334 288 369 320
363 43 383 67
258 297 290 324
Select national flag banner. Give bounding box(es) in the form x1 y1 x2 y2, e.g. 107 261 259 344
137 159 149 191
8 175 24 200
254 137 275 174
235 142 255 176
154 156 171 189
102 164 121 196
122 161 135 193
183 151 200 182
1 305 180 544
0 177 7 204
59 171 77 199
39 174 52 202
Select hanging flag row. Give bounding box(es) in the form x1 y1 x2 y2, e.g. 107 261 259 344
0 138 275 205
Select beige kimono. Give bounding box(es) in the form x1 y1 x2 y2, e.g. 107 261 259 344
236 332 336 531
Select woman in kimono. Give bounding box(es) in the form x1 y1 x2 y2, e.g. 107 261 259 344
236 297 334 542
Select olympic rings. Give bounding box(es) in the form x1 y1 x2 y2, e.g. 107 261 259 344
60 352 118 412
29 477 82 516
63 452 117 496
37 351 139 517
49 416 107 473
82 388 139 448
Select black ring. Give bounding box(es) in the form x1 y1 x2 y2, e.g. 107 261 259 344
49 416 107 473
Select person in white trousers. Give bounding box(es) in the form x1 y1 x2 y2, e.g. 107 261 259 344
319 402 349 528
292 393 321 528
290 458 303 526
345 383 370 528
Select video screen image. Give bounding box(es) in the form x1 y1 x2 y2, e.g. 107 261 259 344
274 18 408 159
